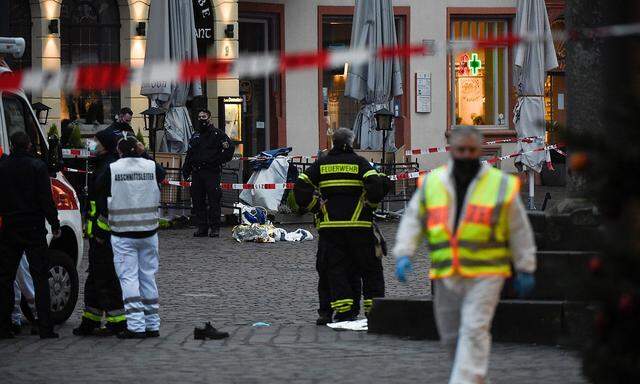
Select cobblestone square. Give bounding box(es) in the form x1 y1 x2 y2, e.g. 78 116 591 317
0 223 585 384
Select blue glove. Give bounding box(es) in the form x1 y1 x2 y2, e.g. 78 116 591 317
395 256 413 283
513 272 535 298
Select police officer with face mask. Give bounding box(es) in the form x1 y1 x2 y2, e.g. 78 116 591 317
183 109 235 238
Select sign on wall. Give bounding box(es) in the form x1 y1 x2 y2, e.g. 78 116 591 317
415 72 431 113
192 0 215 57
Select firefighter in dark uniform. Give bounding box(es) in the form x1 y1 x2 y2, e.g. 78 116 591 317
72 128 126 336
0 132 60 339
290 152 363 325
293 128 390 322
183 109 235 238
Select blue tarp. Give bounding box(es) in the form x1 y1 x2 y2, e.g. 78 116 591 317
250 147 293 171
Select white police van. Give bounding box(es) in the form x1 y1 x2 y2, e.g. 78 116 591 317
1 37 82 324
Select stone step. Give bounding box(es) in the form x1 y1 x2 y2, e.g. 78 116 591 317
368 297 595 347
501 251 596 301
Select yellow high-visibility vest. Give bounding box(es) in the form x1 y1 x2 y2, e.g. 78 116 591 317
420 166 520 279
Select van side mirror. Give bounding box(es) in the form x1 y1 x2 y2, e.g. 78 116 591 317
47 134 63 174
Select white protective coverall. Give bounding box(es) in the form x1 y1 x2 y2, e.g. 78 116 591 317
13 255 37 325
393 162 536 384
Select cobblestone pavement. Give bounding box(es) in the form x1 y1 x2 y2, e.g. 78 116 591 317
1 223 585 384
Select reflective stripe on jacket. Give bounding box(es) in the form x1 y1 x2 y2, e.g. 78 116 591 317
293 147 389 230
108 158 160 233
421 165 520 279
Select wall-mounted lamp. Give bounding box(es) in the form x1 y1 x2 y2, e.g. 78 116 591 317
136 21 146 37
224 24 235 38
48 19 59 36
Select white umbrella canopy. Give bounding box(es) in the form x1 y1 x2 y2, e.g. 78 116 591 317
140 0 202 153
513 0 558 173
345 0 403 151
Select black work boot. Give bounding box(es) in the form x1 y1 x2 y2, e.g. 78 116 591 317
73 318 100 336
194 322 229 340
316 310 333 325
194 228 209 237
145 330 160 338
39 328 59 339
116 329 146 339
94 321 126 337
209 227 220 238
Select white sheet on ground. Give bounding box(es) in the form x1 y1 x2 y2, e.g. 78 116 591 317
239 157 289 211
326 318 368 331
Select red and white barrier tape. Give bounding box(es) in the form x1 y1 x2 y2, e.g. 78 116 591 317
2 22 639 93
406 136 542 156
484 143 564 165
62 167 91 174
0 44 429 93
62 148 93 158
162 179 295 190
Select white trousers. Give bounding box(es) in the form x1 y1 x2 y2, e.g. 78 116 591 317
111 234 160 333
434 276 505 384
13 255 36 325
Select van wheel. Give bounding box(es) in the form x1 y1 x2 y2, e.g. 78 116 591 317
20 250 79 325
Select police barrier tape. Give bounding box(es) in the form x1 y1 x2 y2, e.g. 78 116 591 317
2 22 639 92
62 148 93 158
154 143 566 189
405 136 543 156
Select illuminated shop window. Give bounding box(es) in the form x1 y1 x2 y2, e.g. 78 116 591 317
450 19 509 127
60 0 120 126
321 15 406 148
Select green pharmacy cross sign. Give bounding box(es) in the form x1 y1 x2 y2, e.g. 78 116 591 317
468 53 482 76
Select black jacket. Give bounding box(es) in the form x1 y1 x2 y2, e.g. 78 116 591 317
94 154 166 239
182 124 235 179
86 151 119 240
293 146 391 231
0 150 60 232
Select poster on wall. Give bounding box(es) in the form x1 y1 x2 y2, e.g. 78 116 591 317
457 76 485 125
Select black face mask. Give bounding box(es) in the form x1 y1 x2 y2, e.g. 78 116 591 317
453 158 481 179
198 120 209 132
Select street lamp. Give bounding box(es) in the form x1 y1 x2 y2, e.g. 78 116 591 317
140 106 167 160
374 108 394 169
32 102 51 125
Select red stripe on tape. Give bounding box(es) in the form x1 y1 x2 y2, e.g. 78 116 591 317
180 59 232 81
280 51 328 71
378 44 428 58
76 64 129 91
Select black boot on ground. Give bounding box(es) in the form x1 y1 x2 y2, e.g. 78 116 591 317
39 329 59 339
145 330 160 338
316 311 333 325
0 330 15 339
193 229 209 237
209 227 220 238
94 321 126 337
116 329 146 339
194 322 229 340
11 323 22 335
72 318 100 336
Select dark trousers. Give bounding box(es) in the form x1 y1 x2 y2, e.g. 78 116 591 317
0 229 53 334
320 229 385 321
316 243 361 318
191 168 222 231
82 238 124 326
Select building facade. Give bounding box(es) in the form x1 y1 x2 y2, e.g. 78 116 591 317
4 0 566 171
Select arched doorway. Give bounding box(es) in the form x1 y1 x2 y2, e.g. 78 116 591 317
7 0 32 71
60 0 120 126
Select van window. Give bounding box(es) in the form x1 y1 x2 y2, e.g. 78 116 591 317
2 93 46 159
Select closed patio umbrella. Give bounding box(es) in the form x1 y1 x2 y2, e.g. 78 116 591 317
345 0 403 151
141 0 202 154
513 0 558 208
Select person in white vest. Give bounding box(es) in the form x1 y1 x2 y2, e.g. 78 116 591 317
95 134 166 339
